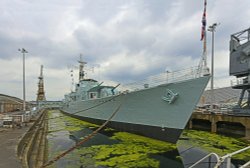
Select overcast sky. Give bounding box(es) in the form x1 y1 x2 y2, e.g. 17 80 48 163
0 0 250 100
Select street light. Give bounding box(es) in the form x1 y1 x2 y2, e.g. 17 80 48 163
18 48 28 112
208 23 219 112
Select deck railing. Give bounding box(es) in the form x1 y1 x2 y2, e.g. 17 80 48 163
121 66 205 91
189 146 250 168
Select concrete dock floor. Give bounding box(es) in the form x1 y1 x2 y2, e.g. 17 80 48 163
0 125 30 168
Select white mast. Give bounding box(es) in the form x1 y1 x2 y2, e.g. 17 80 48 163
78 53 87 81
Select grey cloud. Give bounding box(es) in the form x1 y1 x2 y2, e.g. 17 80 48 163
0 0 250 100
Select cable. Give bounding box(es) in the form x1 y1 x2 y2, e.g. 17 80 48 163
41 95 125 168
18 94 126 142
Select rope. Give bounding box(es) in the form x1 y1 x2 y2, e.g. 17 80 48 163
18 94 126 153
41 94 125 168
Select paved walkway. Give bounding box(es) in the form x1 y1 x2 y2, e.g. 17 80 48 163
0 125 30 168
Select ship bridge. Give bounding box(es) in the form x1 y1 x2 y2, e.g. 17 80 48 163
88 85 116 99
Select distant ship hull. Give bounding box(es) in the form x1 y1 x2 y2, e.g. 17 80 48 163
62 76 210 143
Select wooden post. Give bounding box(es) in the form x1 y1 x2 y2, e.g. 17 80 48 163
211 116 217 133
246 127 250 138
189 119 193 129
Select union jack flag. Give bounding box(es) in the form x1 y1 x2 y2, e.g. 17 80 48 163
201 0 207 41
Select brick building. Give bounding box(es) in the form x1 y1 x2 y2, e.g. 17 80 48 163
0 94 24 113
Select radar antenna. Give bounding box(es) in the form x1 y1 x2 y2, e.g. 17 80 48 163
70 69 75 92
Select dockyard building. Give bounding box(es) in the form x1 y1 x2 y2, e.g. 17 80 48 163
0 94 23 113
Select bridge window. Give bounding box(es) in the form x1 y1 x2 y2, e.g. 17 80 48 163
89 92 97 99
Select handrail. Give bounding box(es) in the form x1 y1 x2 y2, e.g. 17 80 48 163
189 146 250 168
122 66 204 91
189 152 220 168
240 160 250 168
222 146 250 159
214 146 250 168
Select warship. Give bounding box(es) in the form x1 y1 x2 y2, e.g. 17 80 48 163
61 58 210 143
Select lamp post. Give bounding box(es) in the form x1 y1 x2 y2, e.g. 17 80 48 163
208 23 218 112
18 48 28 112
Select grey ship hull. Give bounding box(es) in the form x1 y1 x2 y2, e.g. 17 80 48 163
62 76 210 143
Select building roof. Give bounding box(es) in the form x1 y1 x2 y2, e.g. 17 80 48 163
0 94 23 104
199 86 242 105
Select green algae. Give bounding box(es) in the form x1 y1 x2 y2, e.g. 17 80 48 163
65 147 97 167
104 127 115 131
49 111 180 167
47 110 72 166
72 132 179 168
63 116 98 131
179 130 250 161
47 110 98 133
111 132 176 152
46 110 181 167
46 110 101 167
46 109 250 167
96 153 159 168
66 140 164 168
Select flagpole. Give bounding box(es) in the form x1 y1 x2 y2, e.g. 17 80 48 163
200 0 209 75
203 27 207 67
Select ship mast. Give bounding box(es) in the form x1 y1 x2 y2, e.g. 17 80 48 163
78 54 87 81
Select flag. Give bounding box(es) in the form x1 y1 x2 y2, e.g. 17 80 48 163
201 0 207 41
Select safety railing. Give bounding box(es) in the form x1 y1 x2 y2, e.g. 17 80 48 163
214 146 250 168
189 153 220 168
121 66 205 91
189 146 250 168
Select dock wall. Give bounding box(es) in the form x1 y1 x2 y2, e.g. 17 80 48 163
189 112 250 138
17 109 48 168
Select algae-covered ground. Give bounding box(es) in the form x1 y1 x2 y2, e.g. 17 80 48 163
47 110 250 168
178 130 250 162
47 110 181 168
65 131 180 168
